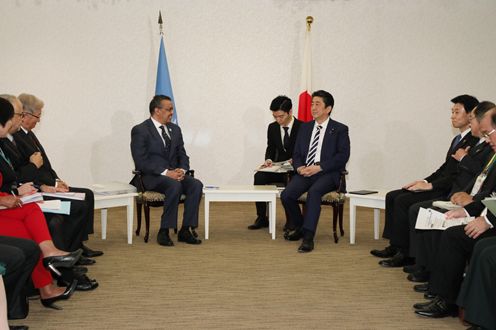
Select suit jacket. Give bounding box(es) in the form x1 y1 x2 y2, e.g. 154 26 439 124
292 118 350 186
424 132 479 192
449 142 494 196
12 129 59 186
0 146 19 193
265 117 302 162
130 118 189 190
0 138 39 184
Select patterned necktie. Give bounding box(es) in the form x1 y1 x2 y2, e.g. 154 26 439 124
159 125 171 151
283 127 290 151
0 147 13 169
306 125 322 166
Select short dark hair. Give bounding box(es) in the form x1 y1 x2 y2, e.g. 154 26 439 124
473 101 496 121
451 94 479 113
269 96 292 113
312 90 334 109
0 97 14 126
149 95 171 115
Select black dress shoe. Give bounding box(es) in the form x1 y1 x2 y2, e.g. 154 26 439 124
76 256 96 266
43 249 83 276
370 245 397 258
284 227 304 241
378 252 415 268
75 275 99 291
413 283 429 293
9 326 29 330
413 297 437 310
403 264 422 274
298 238 314 253
157 229 174 246
73 266 88 275
40 279 77 310
81 244 103 258
414 297 458 318
247 216 269 230
424 292 436 300
407 269 430 282
178 229 202 245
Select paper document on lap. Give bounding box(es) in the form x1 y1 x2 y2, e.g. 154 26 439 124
256 161 293 173
415 207 473 230
42 192 85 200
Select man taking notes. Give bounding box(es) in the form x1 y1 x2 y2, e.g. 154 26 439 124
249 95 301 230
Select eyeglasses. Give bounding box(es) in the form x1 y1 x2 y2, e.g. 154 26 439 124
23 112 41 119
483 129 495 138
13 113 24 117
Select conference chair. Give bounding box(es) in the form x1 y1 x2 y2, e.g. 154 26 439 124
131 170 195 243
297 170 348 243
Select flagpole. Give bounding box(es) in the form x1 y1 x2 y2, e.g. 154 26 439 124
158 11 163 35
298 16 314 122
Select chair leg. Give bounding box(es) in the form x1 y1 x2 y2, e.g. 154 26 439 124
144 205 151 243
332 204 339 243
338 202 345 236
135 201 142 236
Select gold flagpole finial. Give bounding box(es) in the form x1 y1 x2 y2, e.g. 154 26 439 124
158 10 163 35
306 16 314 32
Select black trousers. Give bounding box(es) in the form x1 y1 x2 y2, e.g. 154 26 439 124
384 189 447 253
457 237 496 330
253 171 287 217
408 199 443 265
43 187 95 251
430 225 496 303
0 236 39 319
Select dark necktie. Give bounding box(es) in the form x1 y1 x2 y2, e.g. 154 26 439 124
283 127 290 151
0 147 13 169
159 125 171 151
306 125 322 166
451 134 462 152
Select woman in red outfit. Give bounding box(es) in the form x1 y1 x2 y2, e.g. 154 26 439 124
0 97 80 309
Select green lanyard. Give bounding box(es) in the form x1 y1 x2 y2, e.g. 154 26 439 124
482 153 496 174
0 147 13 169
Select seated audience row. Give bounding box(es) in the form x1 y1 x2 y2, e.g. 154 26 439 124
371 96 496 329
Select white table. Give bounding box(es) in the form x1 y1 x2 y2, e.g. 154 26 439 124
94 192 138 244
346 190 387 244
203 185 278 239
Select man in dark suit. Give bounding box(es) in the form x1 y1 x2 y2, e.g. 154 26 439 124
249 95 302 230
457 237 496 330
281 90 350 253
371 94 480 267
12 93 101 262
413 108 496 318
131 95 203 246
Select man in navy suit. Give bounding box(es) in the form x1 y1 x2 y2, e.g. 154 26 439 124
131 95 203 246
281 90 350 253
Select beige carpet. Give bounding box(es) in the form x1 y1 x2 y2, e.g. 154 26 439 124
10 201 464 329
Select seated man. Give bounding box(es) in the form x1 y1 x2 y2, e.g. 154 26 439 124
249 95 301 230
281 90 350 253
371 94 480 267
131 95 203 247
413 109 496 318
11 93 101 261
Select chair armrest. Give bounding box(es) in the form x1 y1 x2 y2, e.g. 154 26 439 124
337 170 348 193
131 170 146 193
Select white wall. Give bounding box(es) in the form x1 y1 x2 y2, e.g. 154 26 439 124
1 0 496 190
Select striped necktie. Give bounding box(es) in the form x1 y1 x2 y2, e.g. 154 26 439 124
159 125 171 151
306 125 322 166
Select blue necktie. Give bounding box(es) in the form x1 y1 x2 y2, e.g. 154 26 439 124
306 125 322 166
451 134 462 152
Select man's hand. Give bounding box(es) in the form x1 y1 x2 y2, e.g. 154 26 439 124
166 169 184 181
174 168 185 181
464 216 491 239
402 180 424 190
260 159 273 168
452 146 470 161
445 208 467 219
17 183 38 196
0 195 22 208
29 152 43 168
450 192 473 207
299 165 322 177
40 185 57 193
403 181 433 191
55 180 69 192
